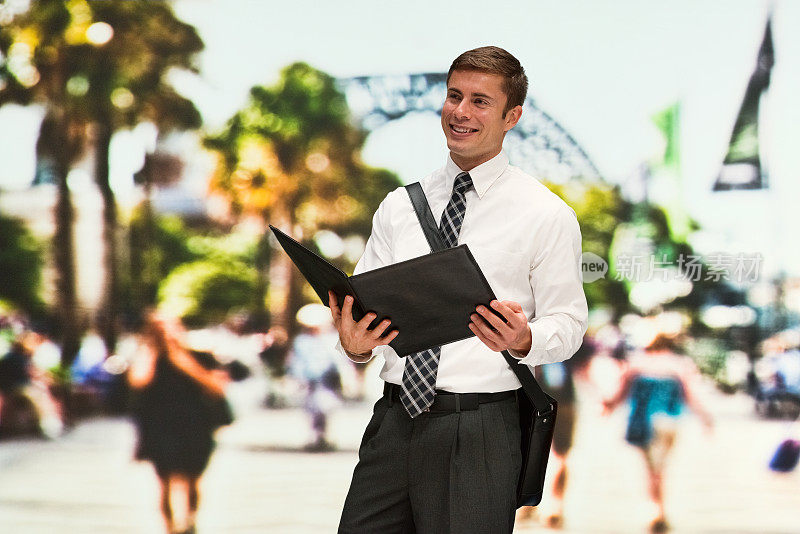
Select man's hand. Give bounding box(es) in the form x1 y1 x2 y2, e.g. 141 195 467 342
329 291 398 362
469 300 531 354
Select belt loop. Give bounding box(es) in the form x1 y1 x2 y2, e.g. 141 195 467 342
454 393 461 413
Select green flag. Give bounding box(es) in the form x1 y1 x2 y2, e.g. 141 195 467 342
649 101 691 239
714 17 773 191
652 102 680 171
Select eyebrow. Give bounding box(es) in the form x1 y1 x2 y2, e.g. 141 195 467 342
447 88 495 101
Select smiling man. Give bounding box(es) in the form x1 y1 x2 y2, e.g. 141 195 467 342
331 46 588 533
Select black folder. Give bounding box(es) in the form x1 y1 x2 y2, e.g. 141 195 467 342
269 225 499 356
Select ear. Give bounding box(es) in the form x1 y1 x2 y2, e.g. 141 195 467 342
503 105 522 132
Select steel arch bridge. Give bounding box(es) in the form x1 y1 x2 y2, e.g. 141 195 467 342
339 72 602 182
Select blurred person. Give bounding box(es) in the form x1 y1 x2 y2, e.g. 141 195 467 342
259 325 290 408
754 337 800 420
70 330 108 384
330 46 587 533
602 333 713 533
767 342 800 392
516 336 597 529
0 330 64 438
128 312 230 534
0 314 19 354
30 330 61 372
290 304 343 451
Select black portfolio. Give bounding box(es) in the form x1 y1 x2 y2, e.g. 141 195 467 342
269 224 497 357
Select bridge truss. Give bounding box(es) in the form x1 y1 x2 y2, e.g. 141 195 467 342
340 72 602 182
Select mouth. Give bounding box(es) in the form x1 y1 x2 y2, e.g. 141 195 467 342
449 124 478 135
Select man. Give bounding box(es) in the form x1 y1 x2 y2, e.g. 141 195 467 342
330 46 588 533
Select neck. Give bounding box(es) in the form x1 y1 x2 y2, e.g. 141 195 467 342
450 148 502 171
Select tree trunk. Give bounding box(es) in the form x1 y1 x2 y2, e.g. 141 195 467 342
129 196 155 312
252 231 271 330
39 110 84 367
267 206 299 338
94 121 119 355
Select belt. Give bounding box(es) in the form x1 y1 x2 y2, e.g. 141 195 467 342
383 382 517 413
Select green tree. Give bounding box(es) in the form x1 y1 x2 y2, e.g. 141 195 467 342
0 1 203 359
81 1 202 353
2 1 92 365
124 210 198 316
0 213 44 315
547 181 632 317
548 178 726 335
158 259 257 328
125 212 262 328
205 63 400 333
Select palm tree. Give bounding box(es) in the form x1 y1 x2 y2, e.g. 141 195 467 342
0 0 203 362
205 63 400 334
80 1 203 353
1 1 92 365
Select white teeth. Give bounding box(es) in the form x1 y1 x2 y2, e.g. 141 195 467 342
452 126 473 134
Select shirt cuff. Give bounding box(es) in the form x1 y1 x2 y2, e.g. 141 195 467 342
511 323 550 366
335 338 376 364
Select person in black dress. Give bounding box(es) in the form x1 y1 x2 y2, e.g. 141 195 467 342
128 312 229 534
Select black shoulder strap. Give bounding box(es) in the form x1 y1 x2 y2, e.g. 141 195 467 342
404 182 554 414
405 182 446 252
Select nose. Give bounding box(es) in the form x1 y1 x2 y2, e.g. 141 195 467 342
453 98 471 120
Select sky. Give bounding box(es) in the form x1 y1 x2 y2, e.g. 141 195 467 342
0 0 797 276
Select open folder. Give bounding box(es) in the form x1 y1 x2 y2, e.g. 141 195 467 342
269 225 499 357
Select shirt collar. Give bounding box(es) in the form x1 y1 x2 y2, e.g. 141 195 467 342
445 151 509 199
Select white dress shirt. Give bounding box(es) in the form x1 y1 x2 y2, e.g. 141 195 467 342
337 151 588 393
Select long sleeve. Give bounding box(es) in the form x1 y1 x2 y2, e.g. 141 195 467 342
513 204 588 367
334 189 399 363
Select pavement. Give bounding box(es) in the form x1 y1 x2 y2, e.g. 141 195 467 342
0 376 798 534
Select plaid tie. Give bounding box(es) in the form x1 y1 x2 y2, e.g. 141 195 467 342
400 172 473 417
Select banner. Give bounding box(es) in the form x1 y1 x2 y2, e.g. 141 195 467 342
713 17 774 191
650 102 692 239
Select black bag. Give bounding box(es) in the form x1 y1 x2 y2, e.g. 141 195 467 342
769 438 800 472
405 182 557 507
189 350 235 429
503 351 557 507
204 393 234 429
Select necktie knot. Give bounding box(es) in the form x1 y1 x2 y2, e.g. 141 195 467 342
453 172 473 194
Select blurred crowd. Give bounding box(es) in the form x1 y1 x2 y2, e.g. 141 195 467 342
0 313 121 439
2 306 799 533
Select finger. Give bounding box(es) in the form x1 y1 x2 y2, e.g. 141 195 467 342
328 291 341 319
476 304 512 334
470 313 503 344
341 295 356 326
500 300 524 313
355 311 377 331
489 300 521 325
378 329 399 345
370 319 392 339
469 322 501 351
492 300 528 331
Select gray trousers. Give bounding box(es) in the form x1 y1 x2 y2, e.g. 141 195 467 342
338 389 522 534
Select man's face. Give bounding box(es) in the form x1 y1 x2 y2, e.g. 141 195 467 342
441 69 522 171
